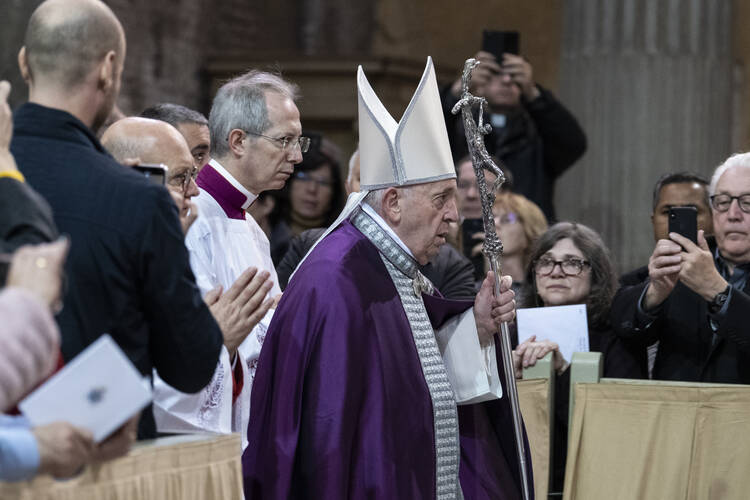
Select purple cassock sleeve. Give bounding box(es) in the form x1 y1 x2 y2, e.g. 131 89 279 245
242 222 533 500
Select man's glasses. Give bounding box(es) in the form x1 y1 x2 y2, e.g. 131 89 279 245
710 193 750 213
534 257 590 276
293 171 333 189
168 165 198 195
244 131 310 153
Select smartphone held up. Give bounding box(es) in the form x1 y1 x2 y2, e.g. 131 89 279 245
668 206 698 245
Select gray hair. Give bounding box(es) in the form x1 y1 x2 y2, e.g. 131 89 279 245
710 152 750 196
140 103 208 128
208 70 299 159
362 184 417 214
362 188 386 213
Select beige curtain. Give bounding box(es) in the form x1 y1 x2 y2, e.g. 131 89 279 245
0 434 243 500
518 377 551 499
564 383 750 500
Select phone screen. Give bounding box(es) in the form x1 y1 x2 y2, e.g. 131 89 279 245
668 206 698 244
482 30 520 59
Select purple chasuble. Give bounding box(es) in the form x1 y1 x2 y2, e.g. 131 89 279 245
242 221 533 499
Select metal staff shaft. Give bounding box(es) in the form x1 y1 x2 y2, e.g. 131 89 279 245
451 58 531 500
490 257 531 500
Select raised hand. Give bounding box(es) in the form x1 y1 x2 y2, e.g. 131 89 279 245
643 238 682 310
205 267 274 357
670 230 728 301
500 54 540 100
0 80 18 173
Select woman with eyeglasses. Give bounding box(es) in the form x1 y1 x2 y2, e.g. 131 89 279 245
465 191 547 291
268 133 346 265
514 221 647 492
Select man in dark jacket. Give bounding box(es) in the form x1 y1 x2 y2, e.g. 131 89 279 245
11 0 223 439
613 172 713 375
611 160 750 383
442 50 586 221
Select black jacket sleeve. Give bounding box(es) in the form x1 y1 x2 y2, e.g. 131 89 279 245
524 86 587 178
139 186 223 393
0 177 58 283
422 244 477 300
715 288 750 354
277 227 326 290
610 271 661 348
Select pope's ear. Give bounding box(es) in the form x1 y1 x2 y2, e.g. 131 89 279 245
381 187 402 223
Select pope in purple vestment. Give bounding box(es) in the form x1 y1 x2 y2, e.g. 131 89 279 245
242 219 533 499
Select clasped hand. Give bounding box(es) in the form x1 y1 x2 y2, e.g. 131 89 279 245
474 271 515 347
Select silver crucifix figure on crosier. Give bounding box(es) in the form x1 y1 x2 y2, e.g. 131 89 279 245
451 57 531 500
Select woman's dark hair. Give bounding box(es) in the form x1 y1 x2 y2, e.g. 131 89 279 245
519 222 616 328
270 132 346 227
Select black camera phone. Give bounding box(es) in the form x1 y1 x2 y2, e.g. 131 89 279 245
462 218 486 280
668 206 697 244
482 30 520 59
132 163 167 186
462 218 485 245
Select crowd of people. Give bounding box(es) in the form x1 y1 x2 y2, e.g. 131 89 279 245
3 0 750 498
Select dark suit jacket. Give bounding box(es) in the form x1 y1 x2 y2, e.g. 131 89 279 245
610 246 750 384
11 103 223 438
0 177 58 283
277 227 477 300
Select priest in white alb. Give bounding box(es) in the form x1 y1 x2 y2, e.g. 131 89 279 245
153 70 306 450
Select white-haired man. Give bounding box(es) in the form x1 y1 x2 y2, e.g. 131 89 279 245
612 152 750 383
243 58 532 499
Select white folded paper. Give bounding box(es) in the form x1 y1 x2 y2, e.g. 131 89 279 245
516 304 590 364
19 334 152 442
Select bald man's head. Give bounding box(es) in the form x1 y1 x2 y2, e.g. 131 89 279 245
102 117 199 221
102 117 191 171
23 0 125 89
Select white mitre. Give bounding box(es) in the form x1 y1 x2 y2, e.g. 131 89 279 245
289 57 456 280
358 56 456 189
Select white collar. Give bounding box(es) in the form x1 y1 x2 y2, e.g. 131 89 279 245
208 158 258 210
361 203 415 259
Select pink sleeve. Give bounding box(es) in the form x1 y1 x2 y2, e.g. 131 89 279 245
0 288 60 411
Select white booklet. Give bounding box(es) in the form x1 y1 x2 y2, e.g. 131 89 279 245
19 334 152 442
516 304 590 364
